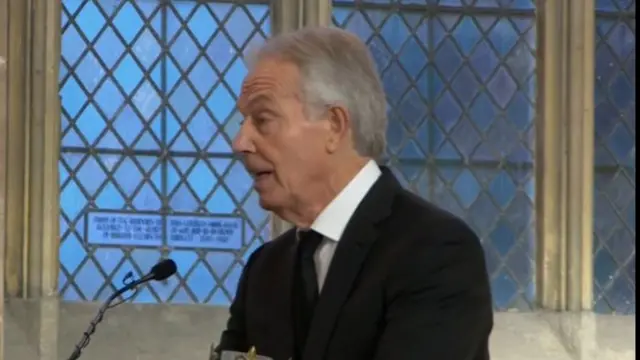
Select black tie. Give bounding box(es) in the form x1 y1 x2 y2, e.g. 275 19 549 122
293 230 323 358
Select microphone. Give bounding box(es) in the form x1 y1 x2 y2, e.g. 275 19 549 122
150 258 178 280
67 259 178 360
125 258 177 289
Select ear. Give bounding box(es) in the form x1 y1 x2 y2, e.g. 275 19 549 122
325 105 350 153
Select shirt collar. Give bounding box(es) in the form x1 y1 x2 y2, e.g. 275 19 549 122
307 160 382 242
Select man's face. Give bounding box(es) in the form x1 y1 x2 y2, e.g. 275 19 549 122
233 59 332 212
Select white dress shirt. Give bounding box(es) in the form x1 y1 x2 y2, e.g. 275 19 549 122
296 160 381 292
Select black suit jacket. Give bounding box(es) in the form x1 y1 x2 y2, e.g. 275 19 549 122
217 168 493 360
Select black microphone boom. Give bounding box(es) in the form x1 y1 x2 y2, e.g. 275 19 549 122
67 259 178 360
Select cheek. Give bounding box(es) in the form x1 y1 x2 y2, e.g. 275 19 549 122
264 120 328 186
284 138 319 166
281 143 327 185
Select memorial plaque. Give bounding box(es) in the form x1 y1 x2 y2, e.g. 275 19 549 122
167 215 244 250
86 212 163 247
85 212 244 249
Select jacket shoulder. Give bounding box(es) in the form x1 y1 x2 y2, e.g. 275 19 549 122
245 227 296 263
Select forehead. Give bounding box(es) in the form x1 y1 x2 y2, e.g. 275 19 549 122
239 59 301 102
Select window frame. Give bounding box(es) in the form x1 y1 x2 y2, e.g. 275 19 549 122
0 0 603 313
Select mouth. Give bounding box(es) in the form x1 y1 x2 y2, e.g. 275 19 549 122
253 170 273 181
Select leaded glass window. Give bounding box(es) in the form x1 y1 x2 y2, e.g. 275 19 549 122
59 0 270 304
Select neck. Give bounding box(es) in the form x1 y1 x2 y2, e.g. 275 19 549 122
279 157 370 228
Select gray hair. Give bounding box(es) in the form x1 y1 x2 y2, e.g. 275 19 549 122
247 27 387 159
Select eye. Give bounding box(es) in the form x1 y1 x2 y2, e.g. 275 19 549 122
252 115 268 126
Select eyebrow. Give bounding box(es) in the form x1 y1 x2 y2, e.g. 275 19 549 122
246 94 273 107
250 94 282 114
238 94 279 117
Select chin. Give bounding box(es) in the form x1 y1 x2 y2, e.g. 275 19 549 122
258 195 293 223
257 194 280 212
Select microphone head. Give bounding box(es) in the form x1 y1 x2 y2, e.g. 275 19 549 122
150 259 177 281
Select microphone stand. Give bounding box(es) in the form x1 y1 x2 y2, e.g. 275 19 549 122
67 272 146 360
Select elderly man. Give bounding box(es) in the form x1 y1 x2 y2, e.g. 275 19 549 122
215 27 493 360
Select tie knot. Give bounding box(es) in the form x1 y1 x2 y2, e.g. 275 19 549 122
298 230 323 258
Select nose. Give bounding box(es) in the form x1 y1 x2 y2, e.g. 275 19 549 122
231 117 256 154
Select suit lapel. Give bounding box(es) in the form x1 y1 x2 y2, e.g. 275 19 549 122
263 230 297 360
302 168 399 360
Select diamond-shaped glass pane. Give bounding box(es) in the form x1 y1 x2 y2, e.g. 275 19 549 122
593 13 636 315
334 1 537 311
60 0 270 304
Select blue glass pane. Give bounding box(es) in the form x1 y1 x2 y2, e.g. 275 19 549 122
112 105 144 146
226 7 258 47
186 158 217 200
132 81 162 121
188 108 218 150
469 93 496 132
74 259 105 300
487 67 518 109
114 54 144 95
224 59 249 97
132 29 162 70
453 170 482 208
75 1 106 42
489 221 517 256
60 0 271 305
451 67 479 107
208 85 236 125
60 77 87 119
450 119 481 160
189 6 218 46
207 186 237 214
189 58 217 98
488 171 517 209
469 41 500 82
207 32 236 72
225 161 254 203
113 2 144 44
491 271 518 309
167 159 198 212
75 104 107 145
94 79 125 119
169 81 199 122
74 52 105 93
63 0 85 15
434 91 462 131
434 39 464 80
427 169 462 217
186 261 215 302
59 233 88 275
170 32 199 71
94 28 125 69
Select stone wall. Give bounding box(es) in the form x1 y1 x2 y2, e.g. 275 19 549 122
3 299 635 360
